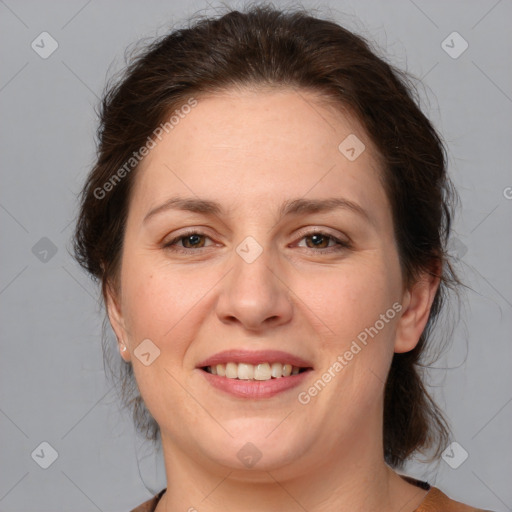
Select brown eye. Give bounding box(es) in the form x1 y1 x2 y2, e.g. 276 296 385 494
296 230 351 254
304 233 330 249
179 233 206 249
163 229 351 255
163 231 212 252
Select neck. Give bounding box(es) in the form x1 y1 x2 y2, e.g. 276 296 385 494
155 416 426 512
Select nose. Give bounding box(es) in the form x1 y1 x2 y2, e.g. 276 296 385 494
215 241 294 332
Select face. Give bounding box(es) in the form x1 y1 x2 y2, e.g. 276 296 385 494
107 88 434 479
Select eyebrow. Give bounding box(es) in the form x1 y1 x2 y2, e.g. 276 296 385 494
143 196 372 225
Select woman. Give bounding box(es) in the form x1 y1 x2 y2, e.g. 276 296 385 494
73 5 494 511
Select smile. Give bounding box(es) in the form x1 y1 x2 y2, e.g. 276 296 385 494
203 362 310 381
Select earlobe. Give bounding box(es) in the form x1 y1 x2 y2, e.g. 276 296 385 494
105 282 131 362
394 270 441 354
120 344 129 359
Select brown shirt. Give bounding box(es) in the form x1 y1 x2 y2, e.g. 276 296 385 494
129 477 494 512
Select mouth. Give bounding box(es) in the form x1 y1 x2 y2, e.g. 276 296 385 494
196 350 314 399
201 362 312 381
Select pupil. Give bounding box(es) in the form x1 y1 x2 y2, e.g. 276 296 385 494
310 234 326 247
186 235 202 247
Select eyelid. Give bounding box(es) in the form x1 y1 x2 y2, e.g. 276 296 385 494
162 226 213 243
164 225 349 243
162 227 215 248
162 226 352 254
293 226 351 244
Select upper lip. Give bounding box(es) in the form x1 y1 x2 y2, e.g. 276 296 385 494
196 349 314 369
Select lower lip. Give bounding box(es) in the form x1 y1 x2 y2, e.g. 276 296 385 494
198 369 312 399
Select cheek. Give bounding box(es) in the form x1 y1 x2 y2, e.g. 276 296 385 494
300 260 400 340
119 256 217 342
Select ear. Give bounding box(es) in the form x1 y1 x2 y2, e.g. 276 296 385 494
105 281 132 362
394 265 441 354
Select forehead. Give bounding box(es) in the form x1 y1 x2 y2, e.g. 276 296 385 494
130 88 387 220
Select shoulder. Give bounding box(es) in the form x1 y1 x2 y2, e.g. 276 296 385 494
127 485 495 512
417 486 495 512
129 488 166 512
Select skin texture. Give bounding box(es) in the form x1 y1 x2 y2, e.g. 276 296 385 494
106 88 439 511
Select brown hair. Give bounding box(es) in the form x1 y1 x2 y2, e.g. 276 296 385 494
73 4 460 469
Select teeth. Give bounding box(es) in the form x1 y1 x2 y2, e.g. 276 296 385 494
237 363 254 380
225 362 238 379
271 362 283 378
206 362 306 380
254 363 271 380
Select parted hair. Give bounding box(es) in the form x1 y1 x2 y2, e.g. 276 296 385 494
73 3 460 469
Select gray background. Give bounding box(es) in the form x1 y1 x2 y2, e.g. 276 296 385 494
1 0 511 511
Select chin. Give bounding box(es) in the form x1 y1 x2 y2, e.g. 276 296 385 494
201 420 307 470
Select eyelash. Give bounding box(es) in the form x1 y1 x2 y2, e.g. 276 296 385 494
162 229 351 255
